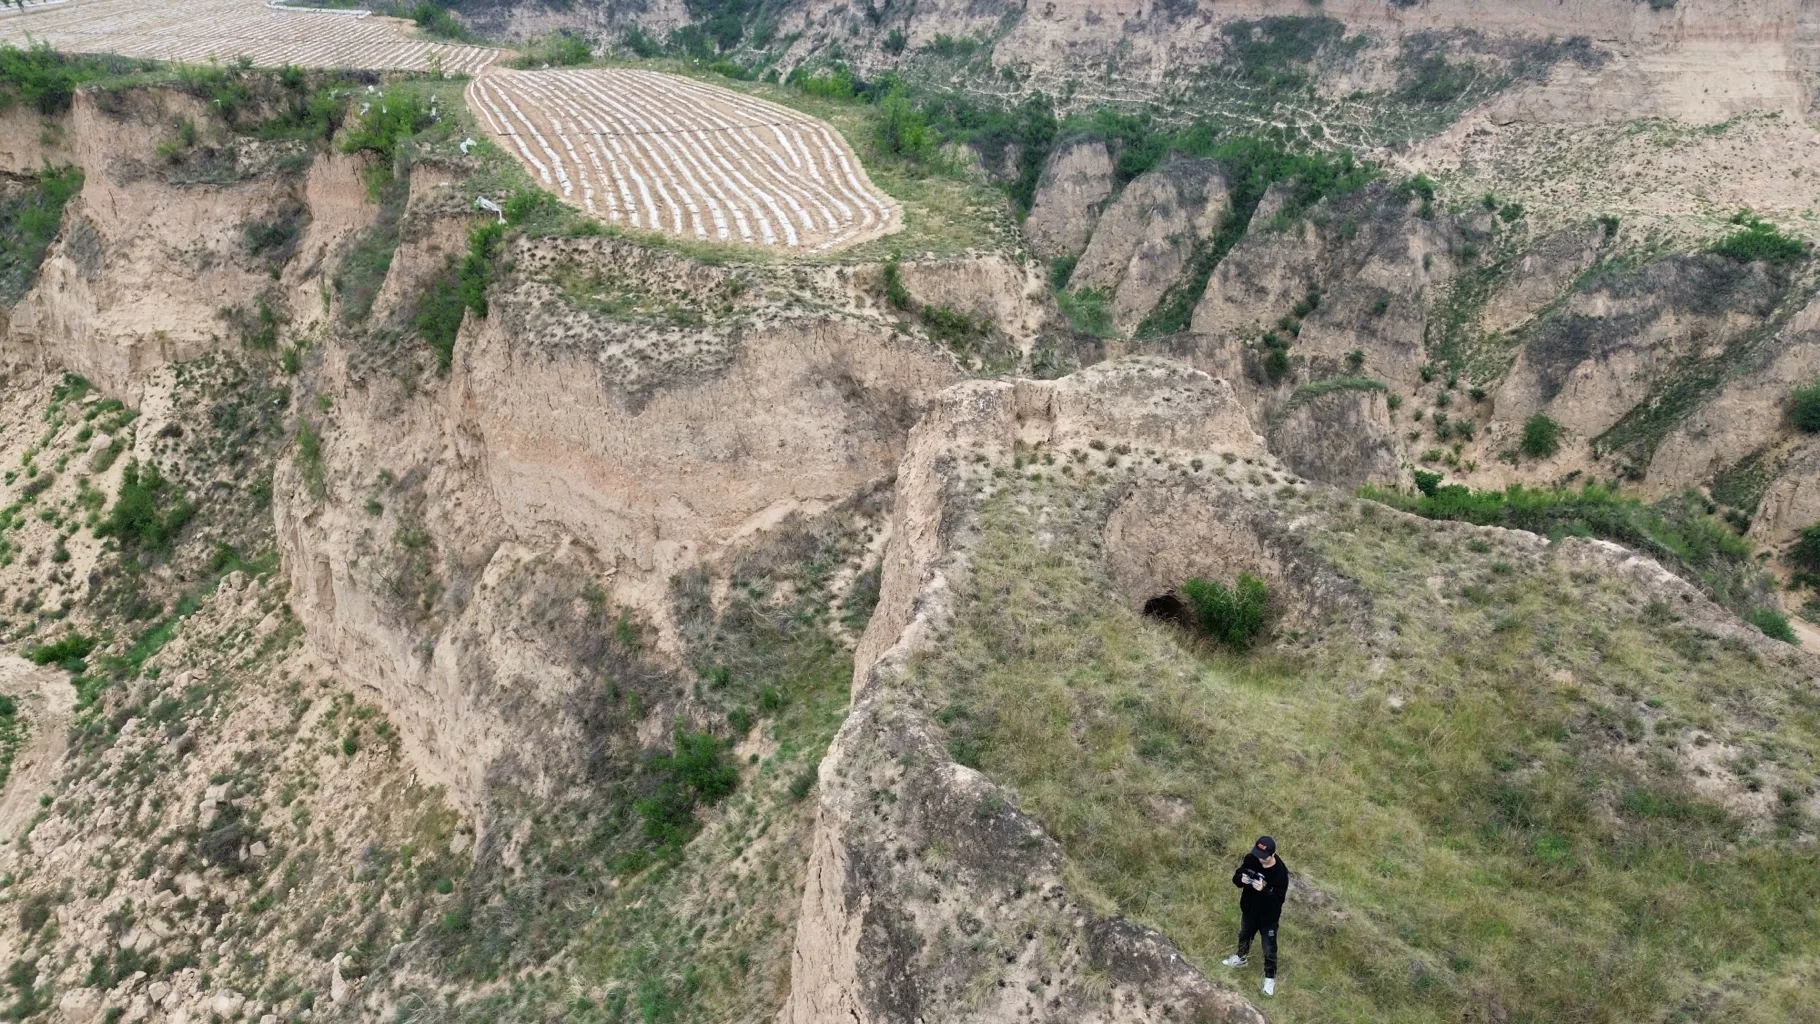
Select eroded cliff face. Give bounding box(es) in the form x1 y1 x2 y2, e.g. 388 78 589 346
2 88 374 395
274 229 966 815
786 358 1275 1024
520 0 1820 126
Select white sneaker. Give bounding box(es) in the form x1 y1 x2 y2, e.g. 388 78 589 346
1262 978 1276 997
1221 954 1247 967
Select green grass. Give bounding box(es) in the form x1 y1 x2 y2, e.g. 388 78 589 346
913 477 1820 1024
1790 379 1820 433
0 165 83 305
1709 211 1807 265
1289 377 1386 405
1359 480 1779 620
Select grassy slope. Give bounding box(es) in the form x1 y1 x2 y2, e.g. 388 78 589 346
406 510 870 1023
918 476 1820 1024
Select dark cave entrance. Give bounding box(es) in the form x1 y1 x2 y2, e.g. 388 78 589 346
1142 594 1190 627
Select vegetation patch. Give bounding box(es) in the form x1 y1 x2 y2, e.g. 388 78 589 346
1709 211 1807 265
97 460 195 554
918 473 1820 1024
1788 378 1820 432
1289 376 1385 406
1136 138 1371 338
1182 573 1270 651
0 165 83 306
1519 413 1562 458
1365 478 1777 621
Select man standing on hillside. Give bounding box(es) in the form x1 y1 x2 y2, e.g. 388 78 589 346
1222 835 1289 997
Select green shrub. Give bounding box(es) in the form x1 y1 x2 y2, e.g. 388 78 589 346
511 30 593 68
459 221 503 317
1290 377 1383 404
1362 482 1754 595
1055 287 1112 337
1788 522 1820 586
0 43 114 115
622 26 663 58
872 85 934 161
295 422 326 500
635 729 738 850
340 89 434 165
921 304 982 346
1413 469 1443 497
412 272 463 371
793 65 856 100
97 461 195 553
405 2 475 42
28 632 95 672
883 28 908 54
880 252 912 310
1 164 83 304
1181 573 1270 652
1745 607 1796 643
1520 414 1562 459
1788 379 1820 432
1709 211 1807 264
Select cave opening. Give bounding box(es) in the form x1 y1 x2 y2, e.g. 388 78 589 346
1142 594 1190 626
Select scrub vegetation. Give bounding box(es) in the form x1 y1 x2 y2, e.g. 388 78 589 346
916 474 1820 1024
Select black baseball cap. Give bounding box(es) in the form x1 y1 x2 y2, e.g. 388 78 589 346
1254 836 1277 858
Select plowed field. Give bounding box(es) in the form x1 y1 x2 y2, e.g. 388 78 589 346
0 0 497 74
469 68 900 252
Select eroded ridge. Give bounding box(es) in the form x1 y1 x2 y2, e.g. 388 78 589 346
469 68 901 252
0 0 497 74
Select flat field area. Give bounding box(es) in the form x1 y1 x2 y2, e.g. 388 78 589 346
0 0 497 74
469 68 901 252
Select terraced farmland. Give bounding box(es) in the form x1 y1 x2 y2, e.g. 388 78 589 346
470 69 901 252
0 0 497 74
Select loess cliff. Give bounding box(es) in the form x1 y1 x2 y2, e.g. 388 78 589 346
0 23 1816 1024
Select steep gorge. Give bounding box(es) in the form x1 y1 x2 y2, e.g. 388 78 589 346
0 33 1816 1024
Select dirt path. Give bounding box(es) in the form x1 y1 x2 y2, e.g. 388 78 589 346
0 657 73 844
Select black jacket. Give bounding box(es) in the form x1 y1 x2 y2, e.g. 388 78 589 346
1233 853 1289 924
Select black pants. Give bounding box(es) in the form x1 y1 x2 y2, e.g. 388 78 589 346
1237 907 1279 978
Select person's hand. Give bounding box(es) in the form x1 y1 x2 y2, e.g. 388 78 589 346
1251 878 1266 891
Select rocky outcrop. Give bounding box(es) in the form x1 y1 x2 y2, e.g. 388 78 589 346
1070 158 1227 334
1644 291 1820 537
1491 254 1792 449
1022 139 1114 261
276 233 965 815
1268 385 1404 489
786 359 1274 1024
1189 180 1471 396
1 85 375 395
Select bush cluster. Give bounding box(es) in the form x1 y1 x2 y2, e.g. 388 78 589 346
634 729 738 850
1182 573 1270 652
1520 414 1562 459
1709 210 1807 264
97 460 195 553
1788 379 1820 432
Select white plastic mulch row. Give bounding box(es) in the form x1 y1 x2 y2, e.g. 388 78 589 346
0 0 497 74
469 68 897 252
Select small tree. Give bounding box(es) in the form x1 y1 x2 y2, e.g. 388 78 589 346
1182 573 1270 652
1789 379 1820 433
872 86 932 161
1789 521 1820 586
1520 414 1562 459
